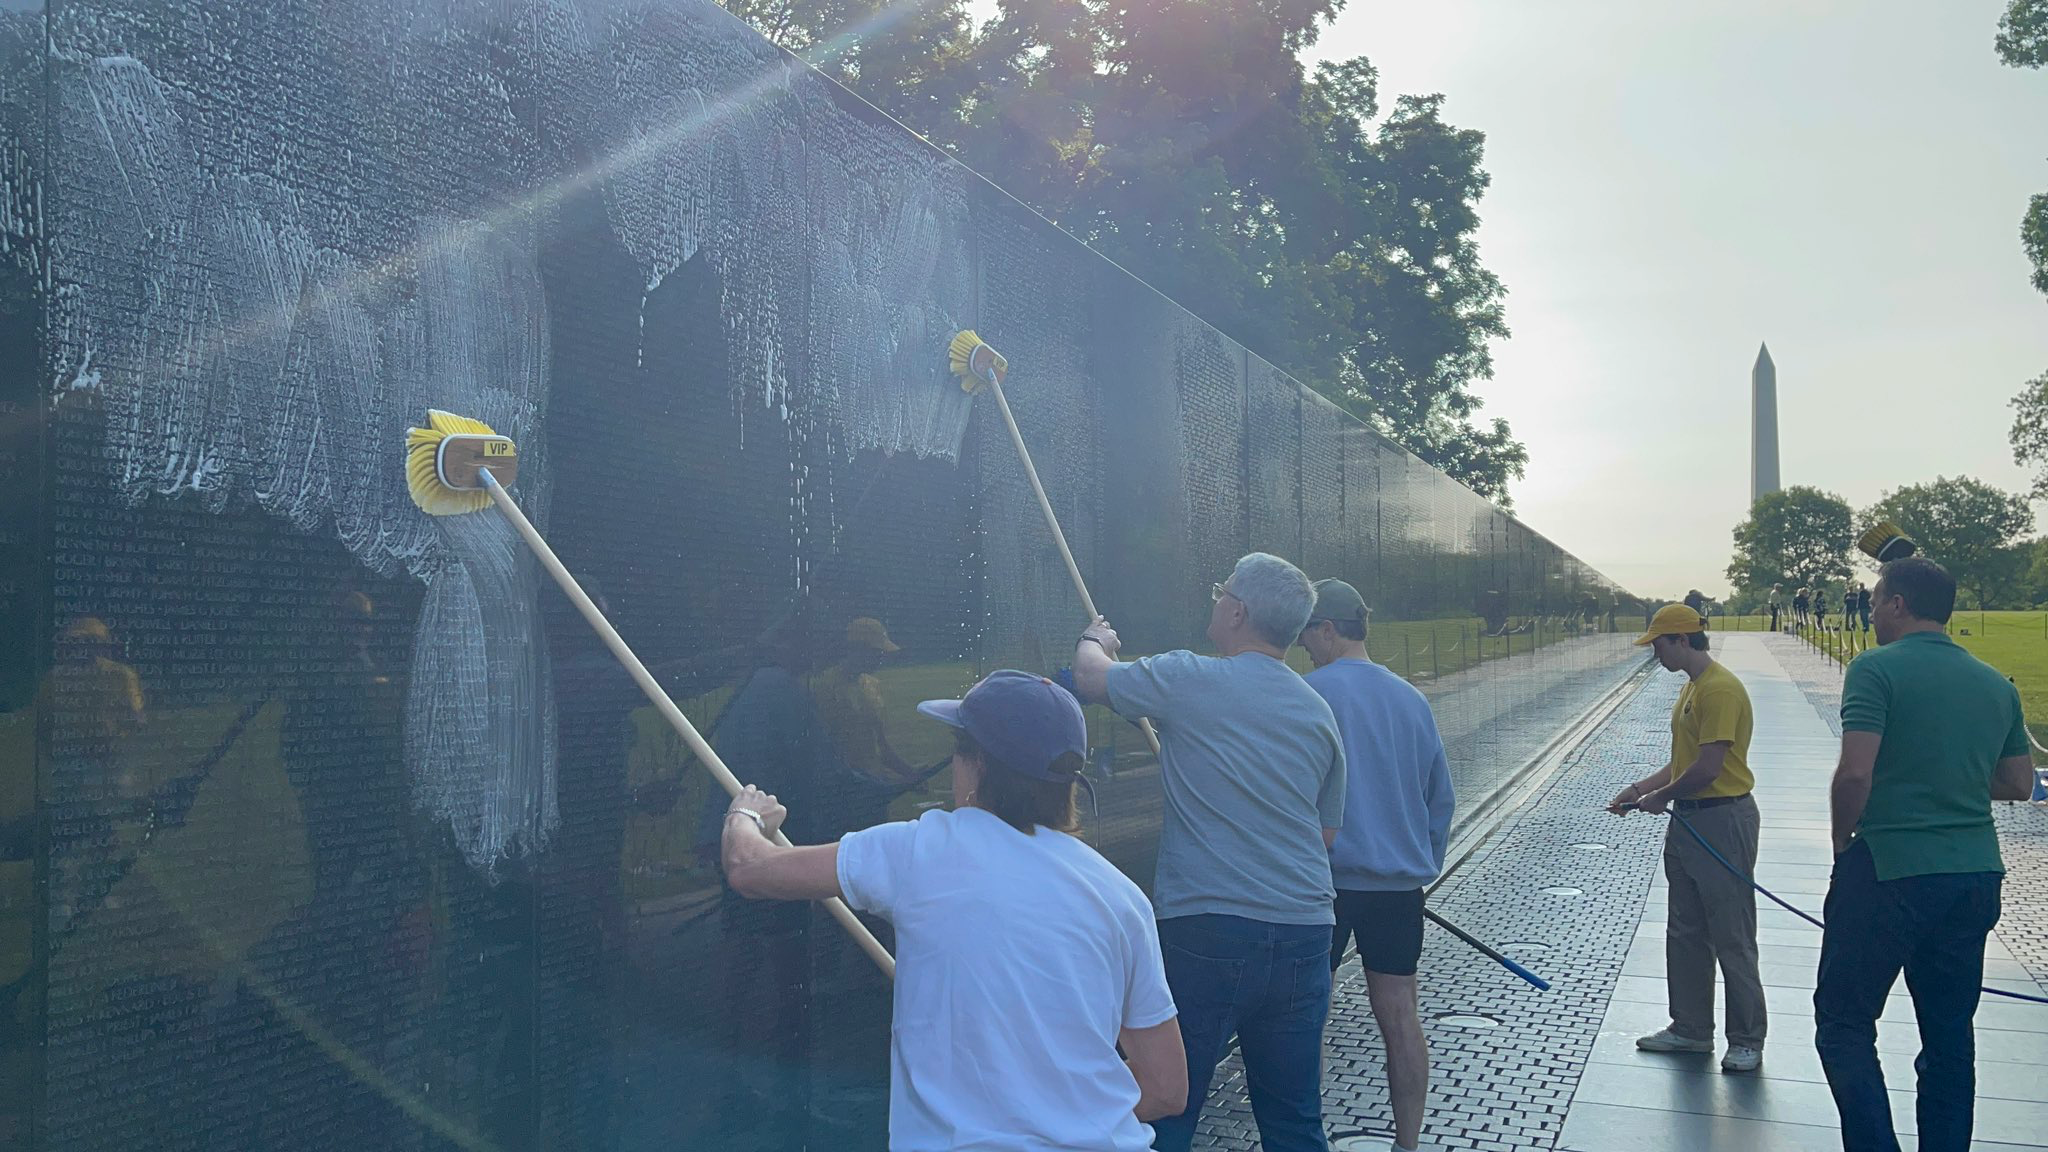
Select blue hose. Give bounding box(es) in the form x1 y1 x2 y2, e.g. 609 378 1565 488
1422 908 1551 991
1665 808 2048 1007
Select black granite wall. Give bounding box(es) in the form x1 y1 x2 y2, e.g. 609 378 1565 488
0 2 1643 1148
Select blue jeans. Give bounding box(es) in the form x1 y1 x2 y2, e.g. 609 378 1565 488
1814 840 2002 1152
1149 914 1330 1152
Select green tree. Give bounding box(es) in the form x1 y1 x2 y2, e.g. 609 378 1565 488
1998 0 2048 296
721 0 1527 502
2010 371 2048 497
1726 487 1855 597
2022 536 2048 606
2025 192 2048 298
2000 0 2048 70
1864 476 2037 609
1982 540 2041 608
1311 88 1521 504
1998 3 2048 464
722 0 982 133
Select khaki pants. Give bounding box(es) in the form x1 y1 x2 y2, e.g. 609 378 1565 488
1664 794 1767 1048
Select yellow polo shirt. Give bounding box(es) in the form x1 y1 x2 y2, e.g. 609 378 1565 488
1668 660 1754 798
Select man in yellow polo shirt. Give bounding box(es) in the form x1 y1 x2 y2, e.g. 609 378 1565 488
1608 604 1766 1073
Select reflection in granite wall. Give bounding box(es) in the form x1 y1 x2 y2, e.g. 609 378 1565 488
0 1 1646 1148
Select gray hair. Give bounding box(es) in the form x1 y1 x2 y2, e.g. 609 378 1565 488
1226 553 1315 648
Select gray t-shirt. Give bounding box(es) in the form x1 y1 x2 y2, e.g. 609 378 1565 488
1106 650 1345 925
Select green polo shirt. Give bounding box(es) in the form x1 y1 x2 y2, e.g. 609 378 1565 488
1840 630 2030 880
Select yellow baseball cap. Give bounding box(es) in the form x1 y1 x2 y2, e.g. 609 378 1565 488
1634 603 1706 646
847 616 901 653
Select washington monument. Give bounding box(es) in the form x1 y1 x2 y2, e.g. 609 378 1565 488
1752 343 1780 504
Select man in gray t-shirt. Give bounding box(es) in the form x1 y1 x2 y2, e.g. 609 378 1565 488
1073 552 1344 1152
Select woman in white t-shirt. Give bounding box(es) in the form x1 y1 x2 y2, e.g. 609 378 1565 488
722 669 1186 1151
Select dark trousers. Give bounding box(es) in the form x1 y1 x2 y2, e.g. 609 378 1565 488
1814 840 2002 1152
1151 914 1331 1152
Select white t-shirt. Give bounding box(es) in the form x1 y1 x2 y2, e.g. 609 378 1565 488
836 807 1178 1152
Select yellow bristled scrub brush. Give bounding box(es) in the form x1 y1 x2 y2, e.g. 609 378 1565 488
406 409 520 516
1857 521 1918 564
944 331 1162 760
948 329 1007 394
402 409 897 980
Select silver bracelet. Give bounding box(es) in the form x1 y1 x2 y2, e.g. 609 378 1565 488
727 807 765 833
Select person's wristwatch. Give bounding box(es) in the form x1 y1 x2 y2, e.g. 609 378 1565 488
727 807 766 834
1078 634 1106 649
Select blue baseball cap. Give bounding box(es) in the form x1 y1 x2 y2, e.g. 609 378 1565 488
916 670 1089 782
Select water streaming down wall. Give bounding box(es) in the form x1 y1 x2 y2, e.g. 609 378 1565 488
0 1 1649 1148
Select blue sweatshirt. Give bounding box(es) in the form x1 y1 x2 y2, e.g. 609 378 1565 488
1304 658 1454 892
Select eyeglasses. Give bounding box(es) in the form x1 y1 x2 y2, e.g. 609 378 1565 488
1211 582 1241 604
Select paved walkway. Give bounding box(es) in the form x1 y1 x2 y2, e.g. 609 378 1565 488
1189 633 2048 1152
1565 636 2048 1152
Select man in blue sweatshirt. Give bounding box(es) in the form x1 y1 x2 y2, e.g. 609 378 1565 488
1298 579 1454 1152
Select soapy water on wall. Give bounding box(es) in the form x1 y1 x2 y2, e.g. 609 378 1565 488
586 0 981 457
42 0 987 872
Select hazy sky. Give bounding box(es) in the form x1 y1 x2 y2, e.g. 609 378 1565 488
1304 1 2048 597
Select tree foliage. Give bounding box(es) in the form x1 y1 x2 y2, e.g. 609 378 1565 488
2011 371 2048 498
1997 3 2048 445
1726 487 1855 597
1998 0 2048 68
720 0 1525 502
1864 476 2037 609
2026 194 2048 298
2023 536 2048 606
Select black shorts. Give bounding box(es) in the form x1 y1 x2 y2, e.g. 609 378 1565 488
1330 888 1426 976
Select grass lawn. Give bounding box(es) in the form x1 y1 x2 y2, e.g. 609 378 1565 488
1944 610 2048 758
1765 609 2048 760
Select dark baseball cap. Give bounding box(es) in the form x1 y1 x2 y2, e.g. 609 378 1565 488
916 670 1089 782
1309 578 1370 625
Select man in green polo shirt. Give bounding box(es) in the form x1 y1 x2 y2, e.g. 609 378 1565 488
1815 556 2037 1152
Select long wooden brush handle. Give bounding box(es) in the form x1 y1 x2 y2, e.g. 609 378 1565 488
478 473 898 980
983 378 1164 760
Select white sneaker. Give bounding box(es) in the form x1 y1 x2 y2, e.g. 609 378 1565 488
1721 1045 1762 1073
1635 1028 1714 1053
